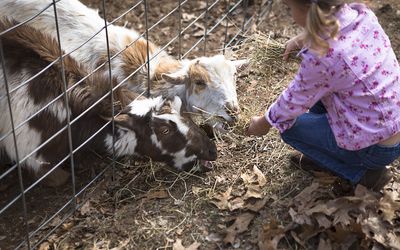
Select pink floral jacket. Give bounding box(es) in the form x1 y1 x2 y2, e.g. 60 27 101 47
266 3 400 150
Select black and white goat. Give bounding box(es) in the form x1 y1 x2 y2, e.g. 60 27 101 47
0 0 248 132
0 19 217 186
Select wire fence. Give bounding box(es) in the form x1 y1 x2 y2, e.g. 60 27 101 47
0 0 273 248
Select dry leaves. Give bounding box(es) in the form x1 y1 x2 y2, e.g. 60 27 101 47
38 242 51 250
223 213 255 245
211 187 233 210
211 166 270 245
258 220 285 250
172 239 201 250
212 166 268 212
266 176 400 249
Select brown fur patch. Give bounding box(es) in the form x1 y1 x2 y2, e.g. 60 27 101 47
0 18 140 117
95 47 119 70
187 62 210 96
153 57 182 82
0 18 86 81
1 37 63 103
120 36 183 90
158 100 173 115
121 37 157 77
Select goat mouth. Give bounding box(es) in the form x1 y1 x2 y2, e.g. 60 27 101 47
198 160 214 172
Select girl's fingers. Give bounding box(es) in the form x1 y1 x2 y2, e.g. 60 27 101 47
246 117 257 135
283 51 289 61
283 47 291 60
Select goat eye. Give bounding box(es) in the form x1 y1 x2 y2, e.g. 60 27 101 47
162 128 170 134
194 80 206 86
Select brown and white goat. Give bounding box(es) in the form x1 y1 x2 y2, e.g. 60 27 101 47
0 19 217 186
0 0 248 132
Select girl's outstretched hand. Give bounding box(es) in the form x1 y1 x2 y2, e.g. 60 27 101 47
283 35 303 61
246 115 271 136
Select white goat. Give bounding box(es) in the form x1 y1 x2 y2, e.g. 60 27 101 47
0 0 248 131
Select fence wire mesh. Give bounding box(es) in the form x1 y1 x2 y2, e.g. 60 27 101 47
0 0 272 248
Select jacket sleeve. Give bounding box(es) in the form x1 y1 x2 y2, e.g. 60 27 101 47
265 54 334 133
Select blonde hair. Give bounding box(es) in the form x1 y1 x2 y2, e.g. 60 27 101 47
303 0 344 55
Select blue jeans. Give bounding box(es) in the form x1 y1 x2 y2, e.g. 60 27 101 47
281 102 400 184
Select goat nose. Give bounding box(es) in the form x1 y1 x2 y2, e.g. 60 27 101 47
225 102 240 122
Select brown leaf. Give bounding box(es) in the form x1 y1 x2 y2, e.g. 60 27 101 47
285 179 400 249
292 182 320 210
245 197 269 212
252 165 267 187
361 215 400 249
306 203 337 216
241 172 253 186
62 222 74 231
38 242 50 250
317 238 333 250
194 1 207 10
182 13 196 22
328 191 376 226
298 224 323 242
314 214 332 229
211 187 233 210
173 239 201 250
224 213 255 245
258 220 285 250
243 185 264 200
241 166 267 187
229 197 245 211
326 225 360 247
332 205 353 226
379 187 400 223
289 208 313 226
353 185 379 213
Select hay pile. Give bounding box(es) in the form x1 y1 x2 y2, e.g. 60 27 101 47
232 32 300 133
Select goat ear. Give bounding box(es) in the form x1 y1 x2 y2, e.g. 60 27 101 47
232 59 249 71
171 96 183 113
161 70 188 84
158 99 173 115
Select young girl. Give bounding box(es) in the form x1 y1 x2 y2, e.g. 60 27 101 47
247 0 400 191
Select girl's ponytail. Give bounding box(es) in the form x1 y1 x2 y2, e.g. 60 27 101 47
304 0 343 55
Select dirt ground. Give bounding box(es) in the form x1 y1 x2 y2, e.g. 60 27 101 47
1 0 399 249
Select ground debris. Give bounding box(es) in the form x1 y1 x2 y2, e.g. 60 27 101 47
266 173 400 249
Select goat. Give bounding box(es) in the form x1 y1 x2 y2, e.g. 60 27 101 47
0 0 248 132
0 19 217 187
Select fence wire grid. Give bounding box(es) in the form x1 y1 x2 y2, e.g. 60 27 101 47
0 0 273 248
